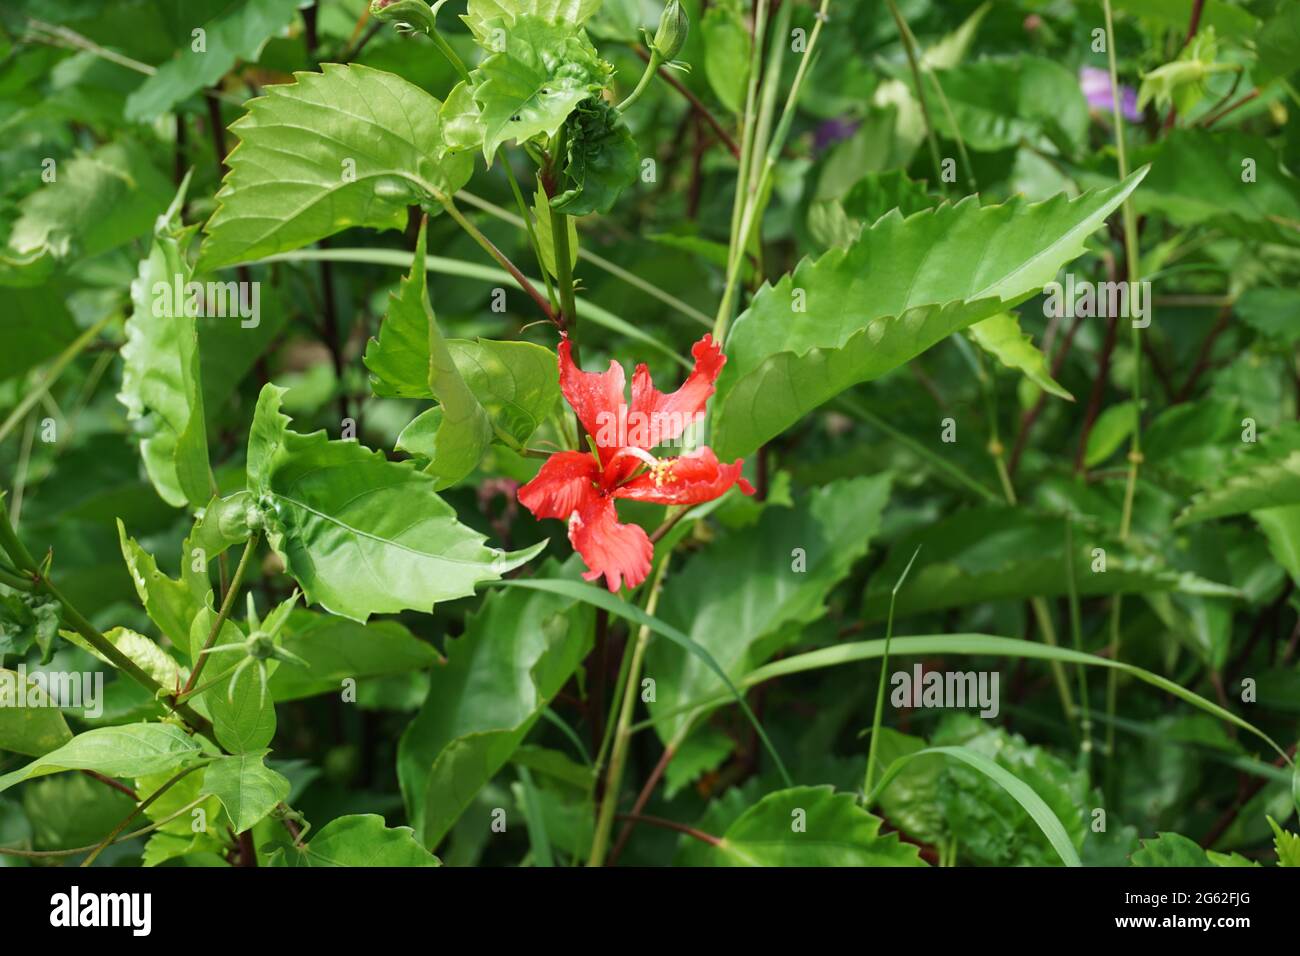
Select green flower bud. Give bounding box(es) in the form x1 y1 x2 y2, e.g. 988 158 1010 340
652 0 688 61
370 0 438 36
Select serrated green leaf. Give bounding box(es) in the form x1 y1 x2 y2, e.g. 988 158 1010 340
118 196 211 509
647 475 891 742
1131 831 1213 866
463 0 603 44
694 785 926 866
1179 443 1300 524
268 814 440 866
245 384 542 621
363 221 491 487
200 750 290 833
199 63 472 270
398 557 592 847
124 0 305 122
968 312 1072 401
0 724 205 793
713 170 1147 460
470 15 610 163
118 520 200 649
550 96 638 215
1268 816 1300 866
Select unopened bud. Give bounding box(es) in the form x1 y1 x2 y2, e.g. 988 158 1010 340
652 0 688 60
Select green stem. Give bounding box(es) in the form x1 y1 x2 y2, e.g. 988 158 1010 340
886 0 945 192
548 202 579 340
501 162 559 314
616 49 664 112
457 189 712 327
863 548 921 801
1101 0 1143 771
183 533 259 695
588 557 670 867
0 494 211 732
1064 515 1094 767
80 763 206 867
440 195 559 325
0 312 116 445
714 0 771 339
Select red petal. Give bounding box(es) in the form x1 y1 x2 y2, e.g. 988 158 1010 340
628 334 726 449
517 451 600 520
558 336 626 465
568 494 653 592
613 447 755 506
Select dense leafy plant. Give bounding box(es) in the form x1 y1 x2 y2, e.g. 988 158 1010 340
1 0 1299 870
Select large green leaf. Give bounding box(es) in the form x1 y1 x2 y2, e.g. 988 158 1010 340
647 475 890 742
362 221 491 488
245 383 544 621
0 668 73 757
199 63 473 270
861 507 1237 620
0 724 206 793
7 141 172 264
268 814 441 866
124 0 304 121
463 0 604 44
470 15 611 163
1130 130 1300 244
200 750 290 833
397 558 592 848
712 170 1147 460
118 185 211 509
691 785 926 866
268 610 439 701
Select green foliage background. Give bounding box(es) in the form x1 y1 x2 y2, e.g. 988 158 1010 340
1 0 1299 868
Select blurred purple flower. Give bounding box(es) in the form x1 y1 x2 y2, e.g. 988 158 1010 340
1079 66 1142 122
813 116 860 154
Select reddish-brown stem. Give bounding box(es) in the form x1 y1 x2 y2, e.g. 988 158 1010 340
1073 313 1120 473
607 742 678 865
1201 89 1259 128
1174 304 1232 402
81 770 138 801
613 812 722 848
634 45 740 158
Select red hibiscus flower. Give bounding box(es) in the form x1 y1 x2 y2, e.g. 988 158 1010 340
518 334 754 591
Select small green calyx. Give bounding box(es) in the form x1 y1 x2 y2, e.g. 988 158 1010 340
370 0 438 36
652 0 689 61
